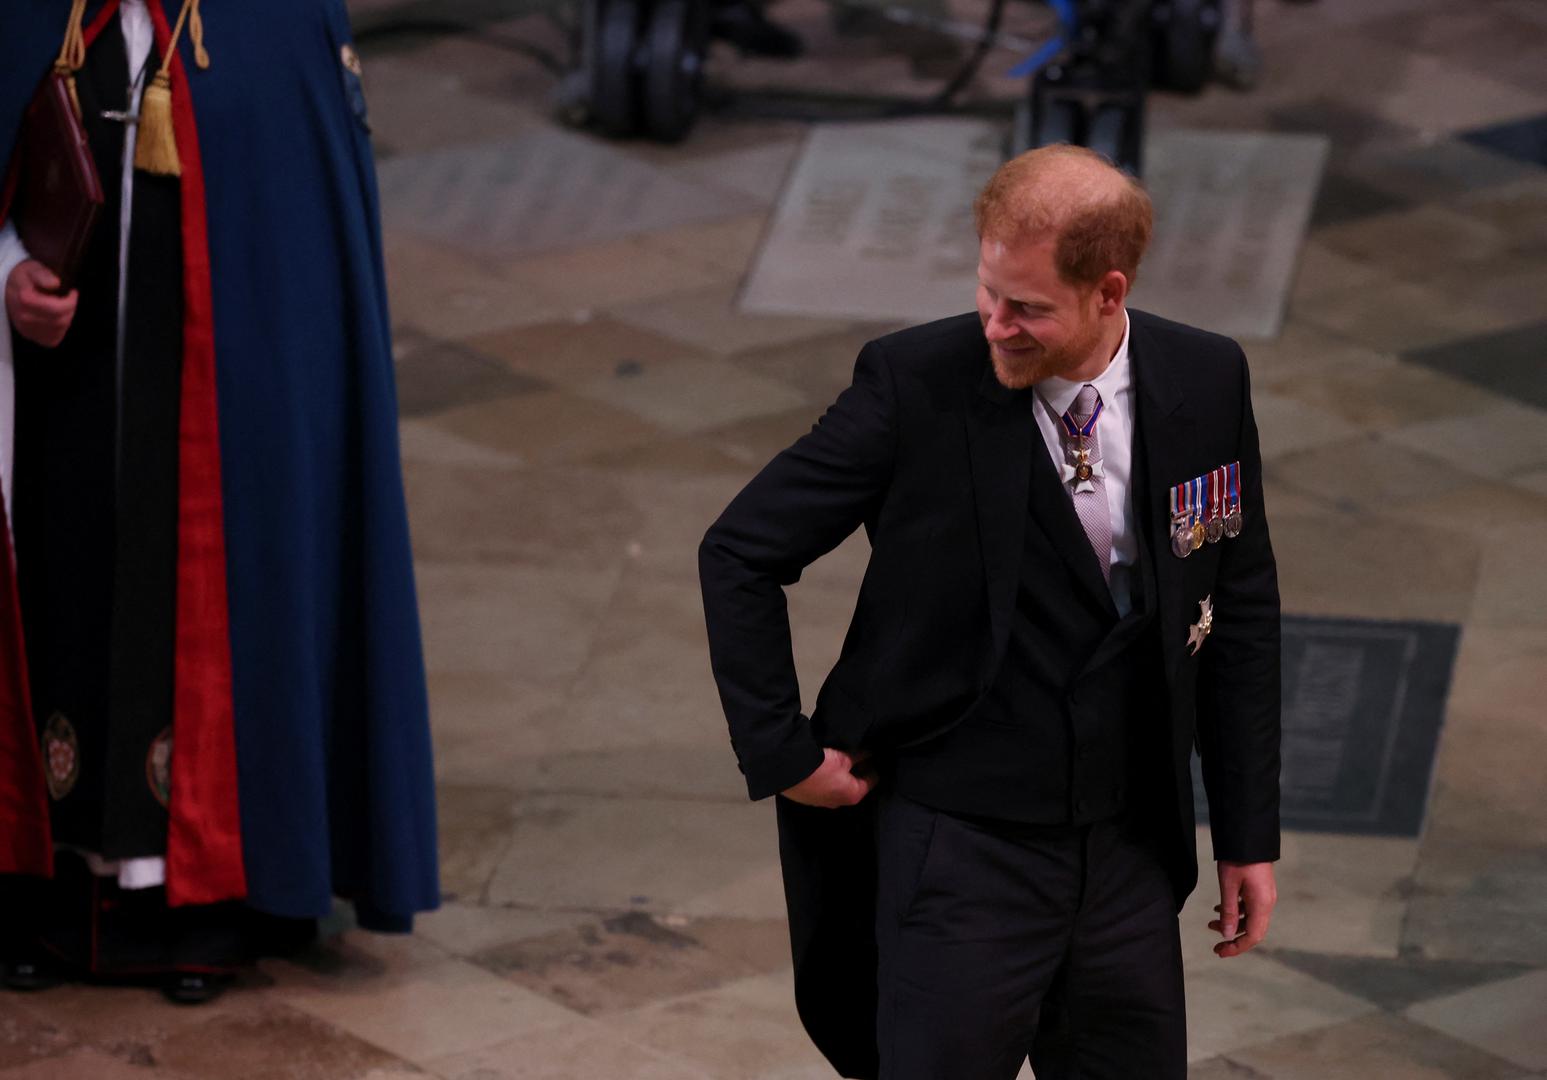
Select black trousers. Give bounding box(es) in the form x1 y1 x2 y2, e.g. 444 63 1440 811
875 795 1186 1080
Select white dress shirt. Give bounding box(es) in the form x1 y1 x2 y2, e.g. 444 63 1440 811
1032 310 1139 616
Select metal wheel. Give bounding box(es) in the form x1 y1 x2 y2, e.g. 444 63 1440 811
642 0 709 141
1152 0 1217 94
592 0 643 136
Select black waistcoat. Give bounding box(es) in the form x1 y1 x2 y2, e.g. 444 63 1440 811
891 417 1171 826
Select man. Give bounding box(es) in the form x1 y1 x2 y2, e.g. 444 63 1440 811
0 0 438 999
700 145 1281 1078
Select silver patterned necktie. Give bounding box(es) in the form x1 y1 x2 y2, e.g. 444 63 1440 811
1058 384 1113 583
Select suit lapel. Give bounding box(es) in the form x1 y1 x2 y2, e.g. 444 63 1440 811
1129 314 1199 677
966 364 1038 661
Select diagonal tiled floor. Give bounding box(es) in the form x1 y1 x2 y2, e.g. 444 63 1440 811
5 0 1547 1076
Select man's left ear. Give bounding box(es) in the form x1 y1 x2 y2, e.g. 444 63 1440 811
1097 271 1129 314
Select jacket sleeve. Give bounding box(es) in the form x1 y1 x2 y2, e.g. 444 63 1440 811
699 340 898 800
1196 346 1282 864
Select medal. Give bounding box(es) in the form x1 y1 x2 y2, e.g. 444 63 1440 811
1172 528 1193 559
1188 476 1206 549
1059 399 1103 488
1073 447 1093 483
1204 468 1225 543
1223 461 1244 538
1169 477 1201 559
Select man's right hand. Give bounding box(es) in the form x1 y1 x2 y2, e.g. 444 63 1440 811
781 747 877 808
5 260 78 348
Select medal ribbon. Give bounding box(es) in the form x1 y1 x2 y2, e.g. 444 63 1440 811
1227 461 1241 516
1057 397 1104 443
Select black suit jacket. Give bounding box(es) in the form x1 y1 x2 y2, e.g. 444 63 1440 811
699 309 1281 1078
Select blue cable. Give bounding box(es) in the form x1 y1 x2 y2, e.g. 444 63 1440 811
1047 0 1079 27
1007 0 1079 78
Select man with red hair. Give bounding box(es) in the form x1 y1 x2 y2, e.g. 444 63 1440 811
701 144 1282 1078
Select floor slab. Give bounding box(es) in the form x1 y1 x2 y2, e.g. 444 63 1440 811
1225 1012 1528 1080
1406 969 1547 1071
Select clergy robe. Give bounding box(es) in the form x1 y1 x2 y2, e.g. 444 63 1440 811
0 0 439 947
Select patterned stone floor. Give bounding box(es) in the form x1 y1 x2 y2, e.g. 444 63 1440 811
6 0 1547 1076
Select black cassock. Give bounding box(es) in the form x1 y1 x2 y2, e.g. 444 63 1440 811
6 16 255 977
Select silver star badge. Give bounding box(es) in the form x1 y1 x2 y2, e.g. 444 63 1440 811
1187 595 1213 656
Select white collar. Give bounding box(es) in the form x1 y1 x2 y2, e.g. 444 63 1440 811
1035 309 1132 418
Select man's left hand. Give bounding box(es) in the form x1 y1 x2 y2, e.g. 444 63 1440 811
1210 860 1276 958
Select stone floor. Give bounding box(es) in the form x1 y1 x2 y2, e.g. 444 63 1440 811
7 0 1547 1076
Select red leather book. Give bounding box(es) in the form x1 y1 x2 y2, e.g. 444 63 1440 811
12 72 104 292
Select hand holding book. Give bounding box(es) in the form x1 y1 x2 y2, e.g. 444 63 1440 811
4 259 78 348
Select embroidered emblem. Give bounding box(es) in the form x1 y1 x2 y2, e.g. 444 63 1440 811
339 43 371 130
1187 595 1214 657
146 728 173 808
43 713 80 801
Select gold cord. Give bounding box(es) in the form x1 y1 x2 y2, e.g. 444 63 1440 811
54 0 89 74
158 0 212 79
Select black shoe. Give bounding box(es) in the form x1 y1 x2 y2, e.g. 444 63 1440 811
711 1 804 58
3 959 65 992
162 972 228 1005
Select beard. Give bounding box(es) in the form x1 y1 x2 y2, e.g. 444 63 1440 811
988 315 1105 390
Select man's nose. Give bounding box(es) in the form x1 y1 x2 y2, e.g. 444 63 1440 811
984 304 1016 340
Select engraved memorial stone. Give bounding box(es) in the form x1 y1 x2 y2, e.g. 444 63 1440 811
1193 616 1460 837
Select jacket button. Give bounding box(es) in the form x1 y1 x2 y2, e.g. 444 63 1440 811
1075 799 1088 816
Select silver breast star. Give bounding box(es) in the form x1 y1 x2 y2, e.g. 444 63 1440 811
1187 595 1214 656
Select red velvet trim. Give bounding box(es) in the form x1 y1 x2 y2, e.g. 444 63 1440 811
83 0 124 44
0 511 52 877
146 0 246 907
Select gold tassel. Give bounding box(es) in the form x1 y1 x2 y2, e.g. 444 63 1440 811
134 70 181 177
132 0 211 178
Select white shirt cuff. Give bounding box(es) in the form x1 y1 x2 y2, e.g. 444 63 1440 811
0 222 32 303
